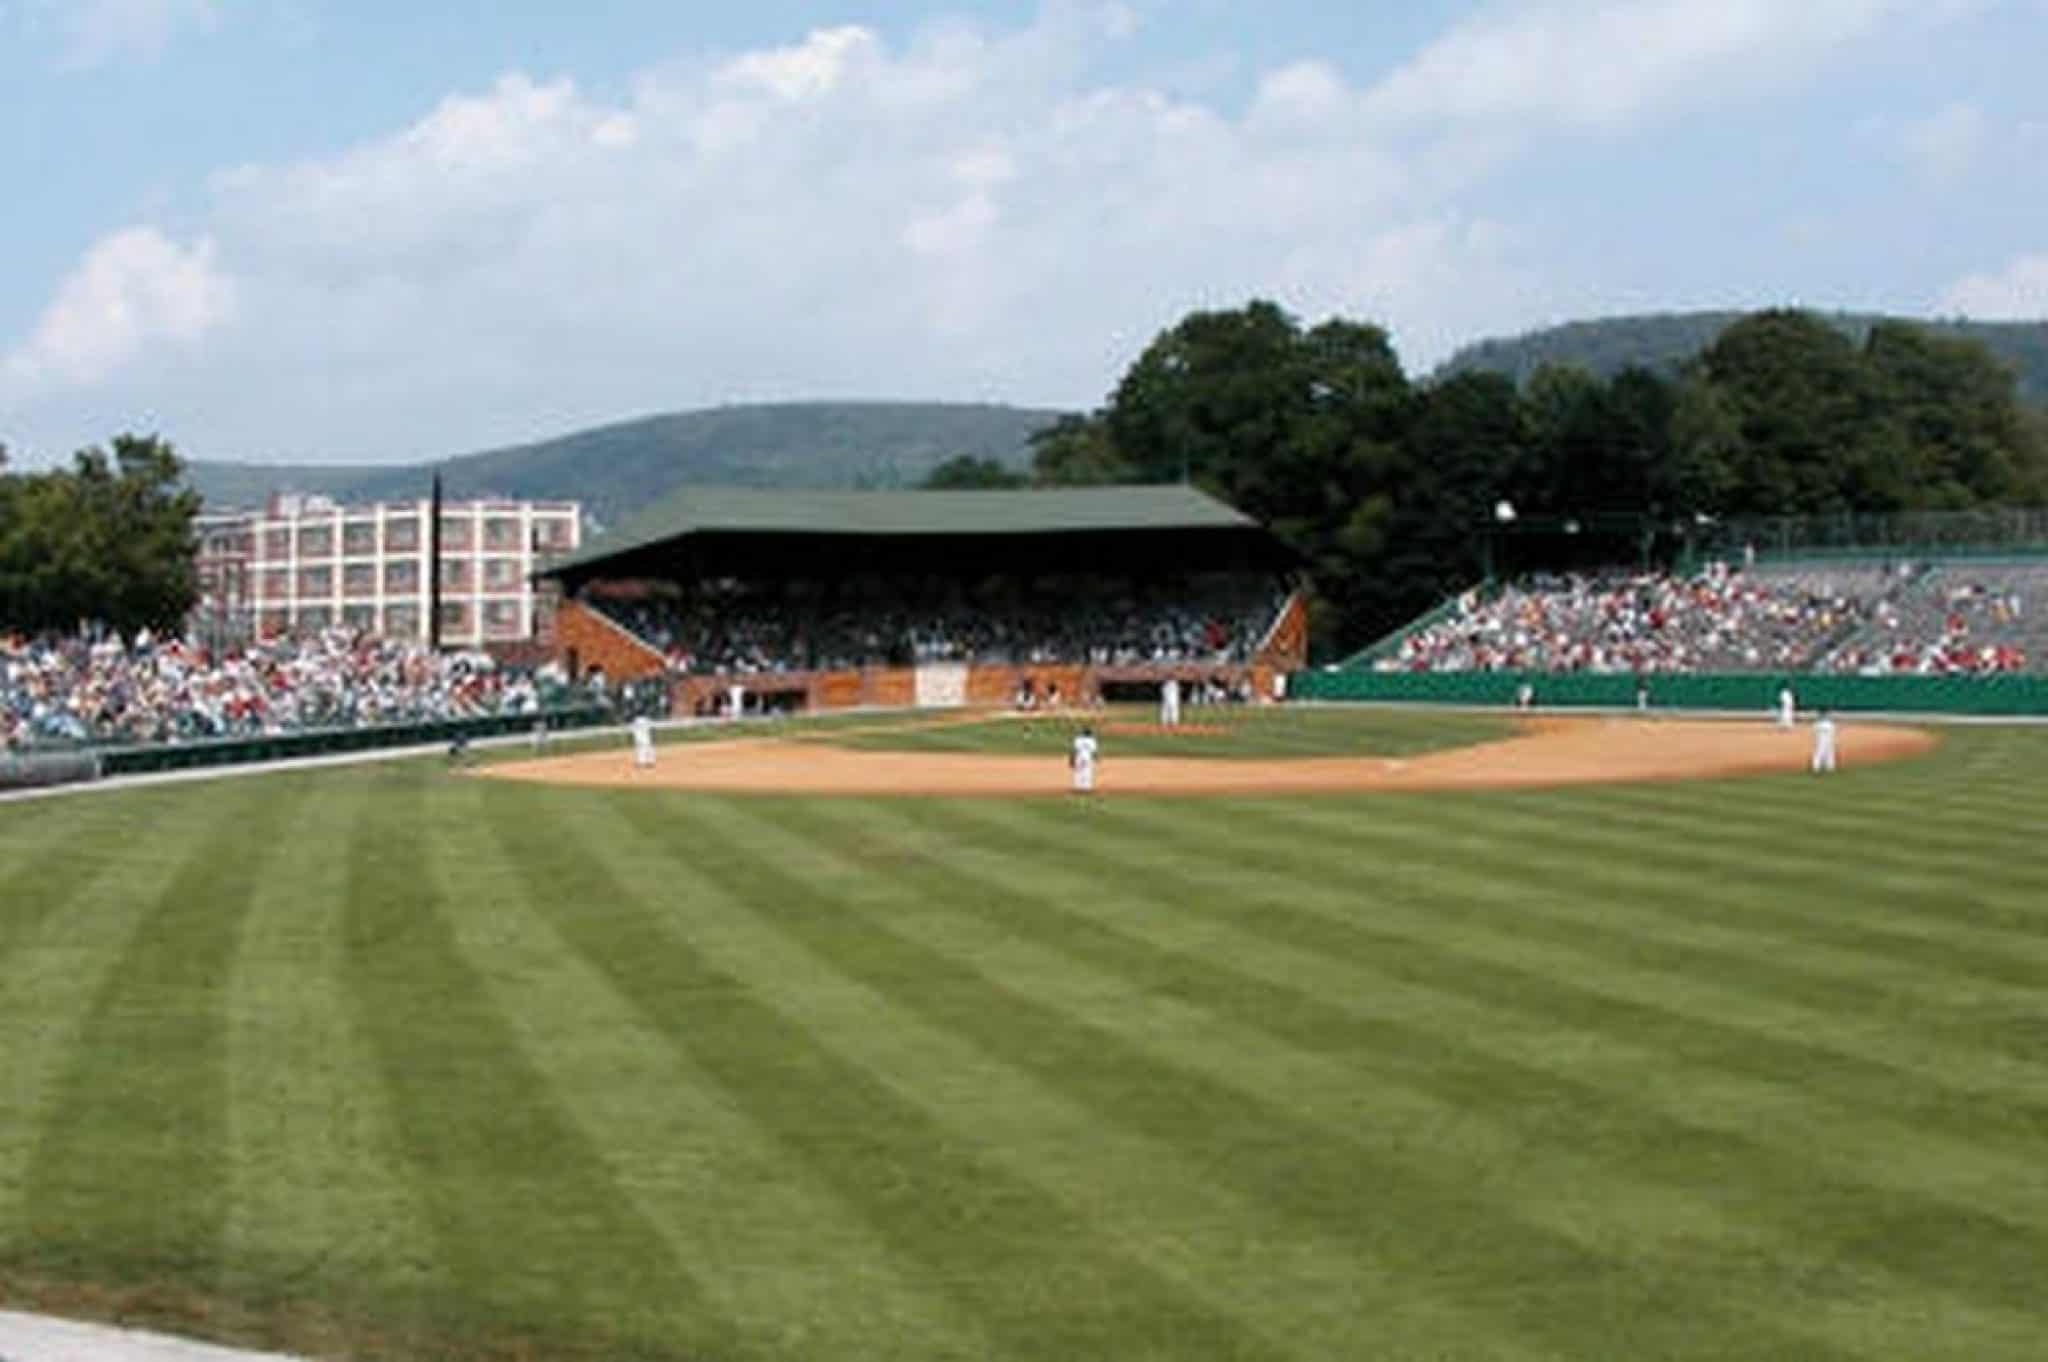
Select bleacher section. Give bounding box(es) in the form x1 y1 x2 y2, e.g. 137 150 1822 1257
1373 557 2045 677
1817 562 2040 675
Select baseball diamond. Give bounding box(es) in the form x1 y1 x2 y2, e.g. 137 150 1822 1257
2 702 2044 1362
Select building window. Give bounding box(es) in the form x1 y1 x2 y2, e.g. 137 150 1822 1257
438 558 470 589
438 600 470 631
439 517 472 550
342 522 377 556
341 604 376 632
262 528 290 560
343 563 377 598
298 605 332 631
259 569 289 600
297 526 334 558
384 603 420 637
482 557 521 589
484 600 520 636
384 560 419 592
299 566 332 597
385 518 420 552
483 517 520 550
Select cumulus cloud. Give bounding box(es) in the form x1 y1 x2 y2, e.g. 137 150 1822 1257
1362 0 1910 129
1939 254 2048 319
0 3 1974 462
2 227 234 393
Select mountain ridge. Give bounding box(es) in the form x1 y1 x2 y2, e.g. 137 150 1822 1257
182 400 1069 525
1437 309 2048 402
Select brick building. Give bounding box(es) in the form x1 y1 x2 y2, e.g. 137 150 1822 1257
193 494 580 647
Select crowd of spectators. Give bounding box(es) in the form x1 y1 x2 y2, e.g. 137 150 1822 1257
2 628 569 752
1378 562 1886 674
1819 565 2035 675
595 576 1286 676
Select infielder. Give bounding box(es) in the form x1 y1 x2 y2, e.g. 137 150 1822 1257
1160 676 1182 727
631 713 656 769
1810 709 1837 774
1070 724 1099 794
1776 685 1796 729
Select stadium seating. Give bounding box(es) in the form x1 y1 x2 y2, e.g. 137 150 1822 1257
1375 558 2044 676
1 628 578 753
590 576 1288 676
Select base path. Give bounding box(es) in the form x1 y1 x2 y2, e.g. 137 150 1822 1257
477 716 1937 797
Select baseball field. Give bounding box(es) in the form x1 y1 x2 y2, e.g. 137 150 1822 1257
1 704 2044 1361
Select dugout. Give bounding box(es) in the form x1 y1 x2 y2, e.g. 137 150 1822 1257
536 485 1307 711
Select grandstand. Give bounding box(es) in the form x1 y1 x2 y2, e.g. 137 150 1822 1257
1367 555 2045 679
537 485 1306 713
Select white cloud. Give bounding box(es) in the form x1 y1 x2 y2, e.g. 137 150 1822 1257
1939 254 2048 319
1362 0 1909 129
1 3 1981 462
2 227 234 393
1898 101 1986 182
44 0 217 67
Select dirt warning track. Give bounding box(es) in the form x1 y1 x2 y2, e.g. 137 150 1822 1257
477 715 1937 797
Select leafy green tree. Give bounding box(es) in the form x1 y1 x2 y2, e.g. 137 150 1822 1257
1027 414 1132 485
0 433 200 635
1695 309 1874 514
920 454 1027 489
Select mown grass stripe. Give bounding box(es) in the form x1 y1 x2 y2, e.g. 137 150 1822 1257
902 795 2048 1249
480 783 1296 1362
1215 791 2048 1083
1299 794 2048 1031
434 779 948 1362
862 794 2048 1299
220 767 441 1346
0 792 226 1257
1048 796 2048 1157
340 764 715 1362
674 794 1870 1362
566 789 1502 1362
16 776 305 1285
1531 774 2048 946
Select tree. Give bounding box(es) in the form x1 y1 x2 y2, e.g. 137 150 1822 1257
1695 309 1874 514
0 432 200 635
1028 414 1133 485
920 455 1027 489
1093 301 1419 649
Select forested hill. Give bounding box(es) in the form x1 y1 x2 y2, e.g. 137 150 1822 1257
1439 312 2048 403
183 402 1067 525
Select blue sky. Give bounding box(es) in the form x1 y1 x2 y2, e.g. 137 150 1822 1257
4 0 2046 468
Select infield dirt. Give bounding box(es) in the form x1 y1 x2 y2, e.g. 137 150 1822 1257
477 714 1937 797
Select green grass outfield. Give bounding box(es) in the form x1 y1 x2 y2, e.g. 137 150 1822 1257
0 708 2044 1361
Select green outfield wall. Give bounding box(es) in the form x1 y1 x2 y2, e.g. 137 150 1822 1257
1288 669 2048 716
94 706 613 778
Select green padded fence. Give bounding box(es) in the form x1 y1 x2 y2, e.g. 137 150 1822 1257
96 706 614 778
1288 669 2048 716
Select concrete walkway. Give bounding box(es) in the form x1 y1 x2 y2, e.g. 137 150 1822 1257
0 1312 303 1362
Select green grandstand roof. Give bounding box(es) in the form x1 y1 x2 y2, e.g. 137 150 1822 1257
544 484 1264 579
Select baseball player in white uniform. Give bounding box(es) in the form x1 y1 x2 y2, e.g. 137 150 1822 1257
1160 676 1182 727
1776 685 1796 729
1810 709 1837 774
727 683 745 721
631 713 656 769
1070 725 1099 794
